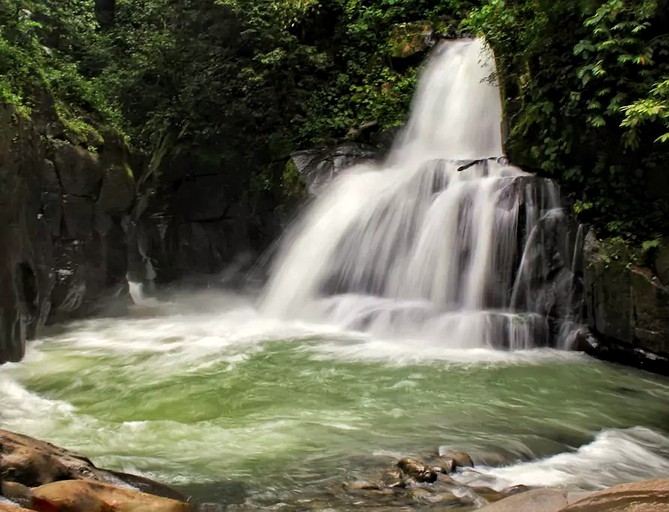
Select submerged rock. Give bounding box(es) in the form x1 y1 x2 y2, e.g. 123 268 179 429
397 457 438 483
437 450 474 469
342 480 381 491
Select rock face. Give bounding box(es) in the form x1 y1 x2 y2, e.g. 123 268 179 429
125 140 278 293
560 479 669 511
290 143 377 195
0 429 190 511
0 105 134 364
580 231 669 373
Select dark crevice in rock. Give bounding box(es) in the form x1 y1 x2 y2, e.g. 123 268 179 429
18 262 37 317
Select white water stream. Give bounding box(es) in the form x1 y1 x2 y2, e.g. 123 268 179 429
2 39 669 509
262 39 572 350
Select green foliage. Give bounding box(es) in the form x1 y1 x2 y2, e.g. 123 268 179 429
621 78 669 145
98 0 480 202
468 0 669 239
0 0 120 142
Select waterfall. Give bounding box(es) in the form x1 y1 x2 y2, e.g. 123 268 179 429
261 39 578 350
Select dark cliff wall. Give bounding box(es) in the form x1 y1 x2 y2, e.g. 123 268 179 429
0 105 134 363
578 232 669 373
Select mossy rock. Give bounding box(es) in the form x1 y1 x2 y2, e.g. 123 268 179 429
388 21 435 59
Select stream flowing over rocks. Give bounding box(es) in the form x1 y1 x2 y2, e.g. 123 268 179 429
2 37 669 512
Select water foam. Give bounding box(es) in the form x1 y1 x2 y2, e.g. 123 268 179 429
261 39 578 350
456 427 669 491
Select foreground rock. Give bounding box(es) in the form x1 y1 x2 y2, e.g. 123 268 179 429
561 479 669 511
32 480 188 512
478 489 575 511
0 429 190 511
0 505 33 512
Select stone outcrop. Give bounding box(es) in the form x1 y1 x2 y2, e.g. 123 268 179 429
290 143 377 195
560 479 669 511
125 135 279 293
0 105 134 364
579 231 669 373
0 429 190 511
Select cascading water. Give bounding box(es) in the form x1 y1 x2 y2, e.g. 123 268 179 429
261 39 578 349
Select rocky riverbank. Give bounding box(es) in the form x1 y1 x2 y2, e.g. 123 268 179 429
3 428 668 511
0 429 190 511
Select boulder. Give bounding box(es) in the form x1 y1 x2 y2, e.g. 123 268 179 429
397 457 438 483
438 450 474 469
1 429 121 487
0 504 34 512
31 480 189 512
478 489 570 512
0 429 188 504
560 479 669 512
582 231 669 372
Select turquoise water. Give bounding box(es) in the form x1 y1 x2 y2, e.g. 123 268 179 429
2 294 669 507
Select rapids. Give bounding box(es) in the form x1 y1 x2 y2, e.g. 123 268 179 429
1 296 669 507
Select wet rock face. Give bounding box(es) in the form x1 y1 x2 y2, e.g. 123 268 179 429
290 143 377 195
581 231 669 373
0 105 134 363
126 145 277 293
0 429 190 511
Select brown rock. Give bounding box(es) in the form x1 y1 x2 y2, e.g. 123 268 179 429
31 480 189 512
438 450 474 469
380 467 405 488
0 504 34 512
560 479 669 512
343 480 381 491
479 489 569 512
502 484 531 496
397 457 438 483
473 486 508 504
0 429 187 503
1 481 34 508
0 429 111 487
434 458 457 474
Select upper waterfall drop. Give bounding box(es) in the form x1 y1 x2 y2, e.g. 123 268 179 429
391 38 503 162
261 39 577 350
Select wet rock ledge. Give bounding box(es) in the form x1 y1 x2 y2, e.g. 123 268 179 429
0 429 191 511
